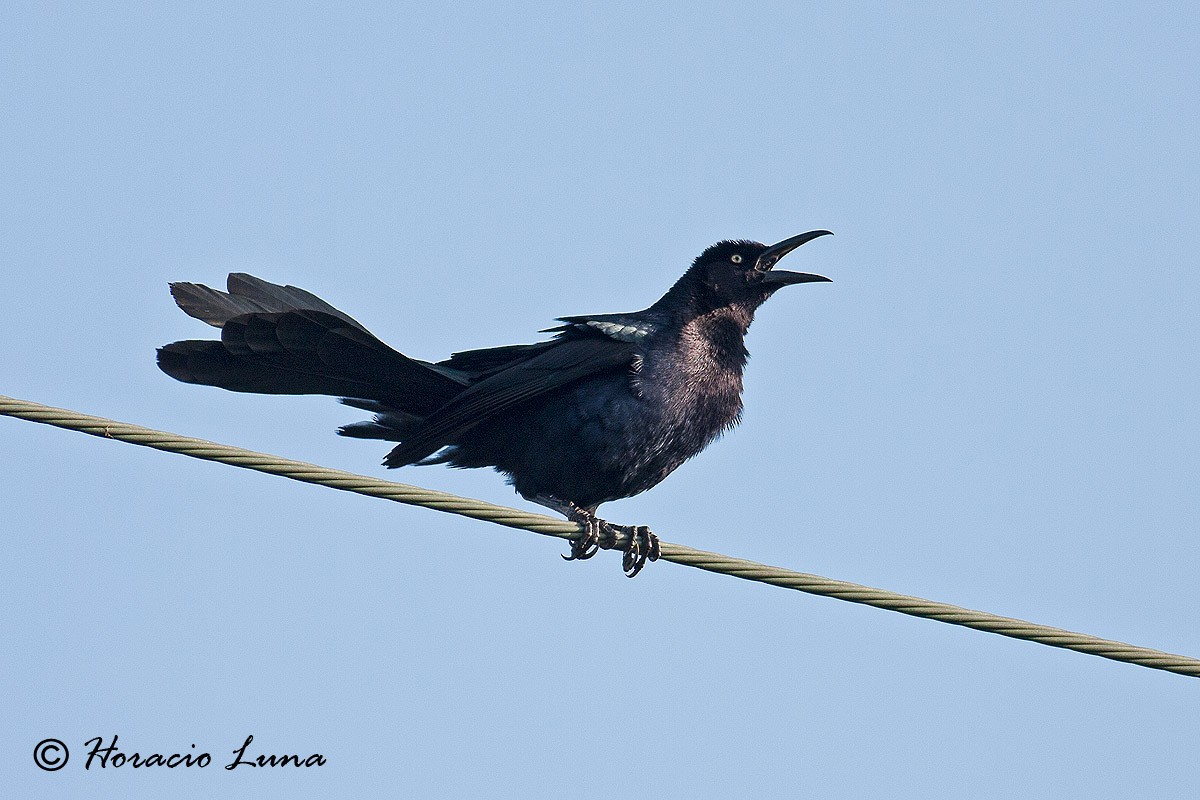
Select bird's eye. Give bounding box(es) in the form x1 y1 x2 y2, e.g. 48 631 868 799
730 254 743 264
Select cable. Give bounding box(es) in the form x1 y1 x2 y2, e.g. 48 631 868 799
3 393 1197 678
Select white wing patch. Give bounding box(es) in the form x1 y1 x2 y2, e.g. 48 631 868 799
583 320 656 342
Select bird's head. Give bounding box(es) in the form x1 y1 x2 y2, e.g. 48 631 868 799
659 230 833 320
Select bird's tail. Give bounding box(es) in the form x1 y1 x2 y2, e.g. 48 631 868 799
157 273 468 421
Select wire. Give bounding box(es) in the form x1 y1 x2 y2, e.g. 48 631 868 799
3 393 1197 678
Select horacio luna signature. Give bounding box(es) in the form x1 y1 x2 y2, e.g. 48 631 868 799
83 734 326 769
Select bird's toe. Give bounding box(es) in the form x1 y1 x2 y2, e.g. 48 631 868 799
620 525 658 578
562 516 601 561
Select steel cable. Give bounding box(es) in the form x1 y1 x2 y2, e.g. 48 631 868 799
3 393 1197 678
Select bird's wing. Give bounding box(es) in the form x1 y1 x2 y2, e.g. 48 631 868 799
437 340 562 377
384 334 638 466
433 310 658 378
542 312 661 343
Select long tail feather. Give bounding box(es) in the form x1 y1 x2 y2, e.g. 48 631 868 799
159 275 468 417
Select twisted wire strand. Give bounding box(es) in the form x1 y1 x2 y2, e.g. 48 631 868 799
3 393 1197 678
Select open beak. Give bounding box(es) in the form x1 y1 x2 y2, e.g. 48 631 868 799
756 230 833 285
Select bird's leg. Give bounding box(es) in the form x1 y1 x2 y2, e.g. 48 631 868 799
531 495 660 577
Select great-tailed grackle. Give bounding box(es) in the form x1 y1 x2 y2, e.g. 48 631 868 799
158 231 832 575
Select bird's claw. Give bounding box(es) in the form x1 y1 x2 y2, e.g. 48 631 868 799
562 514 601 561
619 525 660 578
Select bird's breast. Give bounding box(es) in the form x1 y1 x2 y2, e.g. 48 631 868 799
633 329 747 453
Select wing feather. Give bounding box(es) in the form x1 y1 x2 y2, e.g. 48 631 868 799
384 337 636 466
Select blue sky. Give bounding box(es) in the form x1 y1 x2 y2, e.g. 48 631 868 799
3 2 1198 797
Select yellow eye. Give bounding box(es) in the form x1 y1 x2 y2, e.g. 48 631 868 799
730 254 743 264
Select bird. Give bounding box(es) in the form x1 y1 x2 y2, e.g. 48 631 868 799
157 230 832 576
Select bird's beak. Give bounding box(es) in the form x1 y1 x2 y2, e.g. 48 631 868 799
756 230 833 285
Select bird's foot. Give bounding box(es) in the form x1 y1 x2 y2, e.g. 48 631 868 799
540 499 606 562
562 510 602 561
574 518 659 577
612 524 661 578
532 495 659 576
564 514 660 577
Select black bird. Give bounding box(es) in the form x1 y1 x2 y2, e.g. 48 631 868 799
158 231 832 576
